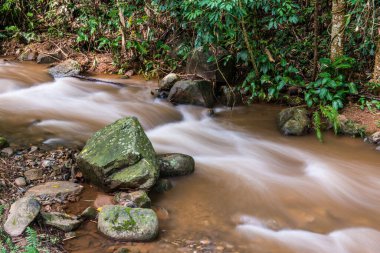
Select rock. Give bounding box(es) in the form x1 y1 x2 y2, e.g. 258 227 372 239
25 181 83 203
79 206 98 220
0 136 9 149
94 194 115 209
366 131 380 145
41 212 82 232
24 169 43 181
77 117 159 192
15 177 27 187
159 73 180 91
277 107 310 136
98 205 159 241
48 59 81 78
152 179 173 193
157 153 195 177
4 197 40 237
152 206 169 220
36 52 63 64
338 116 365 137
18 50 37 61
186 47 235 83
168 80 216 108
114 191 151 208
1 147 13 156
219 86 243 107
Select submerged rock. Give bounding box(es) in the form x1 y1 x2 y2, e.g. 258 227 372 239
48 59 81 78
77 117 159 192
168 80 216 108
41 212 82 232
159 73 179 91
0 136 9 149
114 191 151 208
4 197 40 237
277 107 310 136
152 178 173 193
157 153 195 177
25 181 83 204
98 205 159 241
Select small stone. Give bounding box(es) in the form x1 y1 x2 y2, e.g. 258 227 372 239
94 194 115 209
65 232 76 240
1 147 13 156
367 131 380 145
152 206 169 220
25 181 83 203
125 70 134 77
15 177 27 187
29 146 38 153
157 153 195 177
159 73 180 91
41 159 54 168
24 169 43 181
41 212 82 232
4 197 41 237
79 206 97 220
200 239 210 245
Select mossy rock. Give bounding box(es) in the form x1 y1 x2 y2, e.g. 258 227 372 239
338 117 366 137
152 178 173 193
98 205 158 241
77 117 159 192
277 107 310 136
48 59 81 78
41 212 82 232
0 136 9 149
157 153 195 177
114 191 151 208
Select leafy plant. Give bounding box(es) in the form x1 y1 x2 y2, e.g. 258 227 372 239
313 105 340 142
305 56 358 110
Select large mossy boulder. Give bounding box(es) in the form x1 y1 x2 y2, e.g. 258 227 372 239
278 107 310 136
168 80 215 108
157 153 195 177
98 205 159 241
48 59 81 78
77 117 159 192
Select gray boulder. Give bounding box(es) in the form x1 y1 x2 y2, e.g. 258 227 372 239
114 191 151 208
4 197 40 237
98 205 159 241
77 117 159 192
41 212 82 232
186 47 235 83
36 52 63 64
278 107 310 136
157 153 195 177
168 80 215 108
159 73 179 91
48 59 81 78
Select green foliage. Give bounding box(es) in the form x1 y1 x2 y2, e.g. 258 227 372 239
305 56 358 110
312 105 340 142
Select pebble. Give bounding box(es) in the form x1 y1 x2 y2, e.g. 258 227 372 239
93 194 115 209
1 147 13 156
14 177 27 187
24 169 43 181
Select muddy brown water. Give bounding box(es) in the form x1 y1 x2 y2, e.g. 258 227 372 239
0 60 380 253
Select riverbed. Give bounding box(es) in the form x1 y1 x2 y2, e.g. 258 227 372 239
1 60 379 253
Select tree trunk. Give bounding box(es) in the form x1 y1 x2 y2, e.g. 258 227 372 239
373 38 380 82
331 0 346 60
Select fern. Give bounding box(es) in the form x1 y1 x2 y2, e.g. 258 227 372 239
313 111 323 142
320 105 340 134
24 227 39 252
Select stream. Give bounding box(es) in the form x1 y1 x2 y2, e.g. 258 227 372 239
1 60 380 253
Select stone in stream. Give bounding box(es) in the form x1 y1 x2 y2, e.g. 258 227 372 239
48 59 81 78
77 117 159 192
159 73 180 91
114 191 151 208
41 212 82 232
25 181 83 204
366 131 380 145
277 107 310 136
4 197 40 237
79 206 98 220
168 80 216 108
157 153 195 177
97 205 159 241
0 136 9 149
337 115 365 137
36 52 63 64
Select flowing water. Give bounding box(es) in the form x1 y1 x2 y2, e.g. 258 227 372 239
1 60 380 253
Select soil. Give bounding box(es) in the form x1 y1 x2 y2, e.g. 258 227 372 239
342 104 380 134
